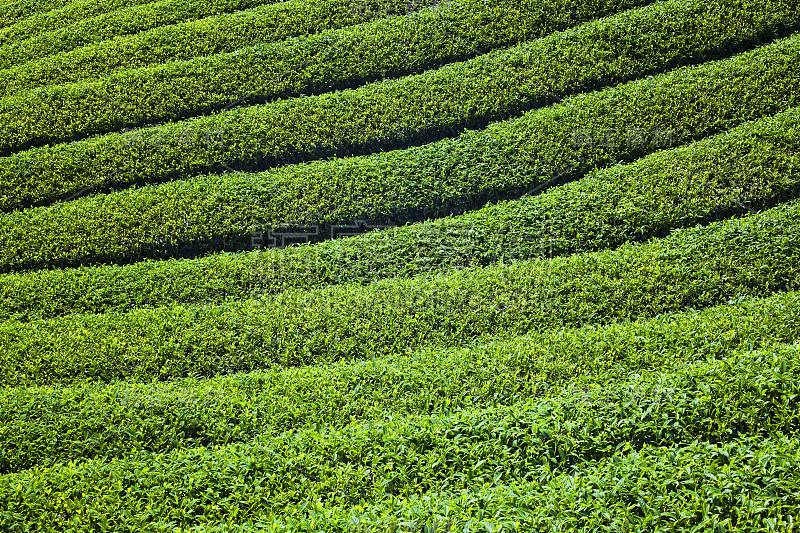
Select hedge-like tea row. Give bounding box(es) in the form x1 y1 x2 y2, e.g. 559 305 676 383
3 4 798 213
0 0 677 154
0 0 159 44
0 0 284 64
4 34 800 271
2 199 799 386
0 0 88 31
0 0 479 95
2 106 799 320
262 436 800 532
1 290 797 472
2 343 798 528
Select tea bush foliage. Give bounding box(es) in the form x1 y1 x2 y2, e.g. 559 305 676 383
2 0 800 529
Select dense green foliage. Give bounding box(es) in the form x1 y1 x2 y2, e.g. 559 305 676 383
0 0 102 32
3 0 799 529
4 35 800 270
2 341 798 528
2 199 799 386
2 290 798 472
0 0 161 44
0 0 447 94
0 0 675 153
3 4 798 213
262 435 800 532
1 105 798 320
0 0 284 64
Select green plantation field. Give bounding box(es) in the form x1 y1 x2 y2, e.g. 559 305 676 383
1 0 800 531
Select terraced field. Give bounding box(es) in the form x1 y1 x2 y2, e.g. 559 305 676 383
1 0 799 530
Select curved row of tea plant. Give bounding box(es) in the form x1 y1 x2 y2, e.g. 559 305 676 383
0 0 107 32
0 0 544 96
1 106 798 320
3 9 798 213
4 1 800 530
0 0 285 65
2 341 798 528
0 0 678 153
0 0 158 44
1 290 797 472
262 435 800 532
2 199 799 386
4 37 800 271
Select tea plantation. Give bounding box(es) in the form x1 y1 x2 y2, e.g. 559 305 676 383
1 0 799 530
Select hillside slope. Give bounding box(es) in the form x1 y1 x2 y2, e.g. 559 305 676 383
1 0 799 530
